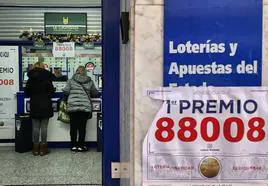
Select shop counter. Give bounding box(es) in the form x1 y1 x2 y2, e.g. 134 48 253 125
16 91 102 143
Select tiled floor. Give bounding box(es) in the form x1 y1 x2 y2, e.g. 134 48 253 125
0 147 102 186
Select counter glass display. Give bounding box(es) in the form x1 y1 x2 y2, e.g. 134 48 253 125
21 45 102 92
18 44 102 143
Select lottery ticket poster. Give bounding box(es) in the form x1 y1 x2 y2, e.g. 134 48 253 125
143 87 268 185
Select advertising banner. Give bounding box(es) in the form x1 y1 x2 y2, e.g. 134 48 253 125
164 0 263 87
0 46 19 136
45 13 87 35
143 87 268 184
53 42 75 57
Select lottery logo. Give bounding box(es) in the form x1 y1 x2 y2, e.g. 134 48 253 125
199 157 221 178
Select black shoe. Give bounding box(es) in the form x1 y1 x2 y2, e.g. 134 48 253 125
71 147 78 152
77 146 88 152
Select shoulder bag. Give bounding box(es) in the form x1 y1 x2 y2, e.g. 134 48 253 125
80 83 93 119
57 97 70 123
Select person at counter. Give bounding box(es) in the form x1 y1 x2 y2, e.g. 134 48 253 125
25 61 55 156
63 66 100 152
52 67 68 81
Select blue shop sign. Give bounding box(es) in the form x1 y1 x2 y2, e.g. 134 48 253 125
164 0 263 87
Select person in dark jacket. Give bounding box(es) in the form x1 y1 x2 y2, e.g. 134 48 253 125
63 66 100 152
25 61 55 156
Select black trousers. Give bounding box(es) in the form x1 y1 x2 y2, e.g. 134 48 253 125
69 112 90 147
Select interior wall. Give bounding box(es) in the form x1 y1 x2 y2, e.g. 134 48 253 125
0 0 101 7
130 0 268 186
0 7 101 39
120 0 131 186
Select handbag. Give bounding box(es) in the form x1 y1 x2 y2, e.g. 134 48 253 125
80 83 93 119
57 98 70 123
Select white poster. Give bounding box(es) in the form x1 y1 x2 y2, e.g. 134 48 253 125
0 46 19 136
143 87 268 185
53 42 75 57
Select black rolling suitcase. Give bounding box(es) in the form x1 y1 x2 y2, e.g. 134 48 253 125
15 114 32 153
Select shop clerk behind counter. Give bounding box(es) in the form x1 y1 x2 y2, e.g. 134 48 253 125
52 67 68 81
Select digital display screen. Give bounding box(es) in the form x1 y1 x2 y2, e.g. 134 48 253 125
98 76 102 89
23 72 28 81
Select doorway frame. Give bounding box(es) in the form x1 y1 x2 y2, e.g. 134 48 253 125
102 0 121 185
